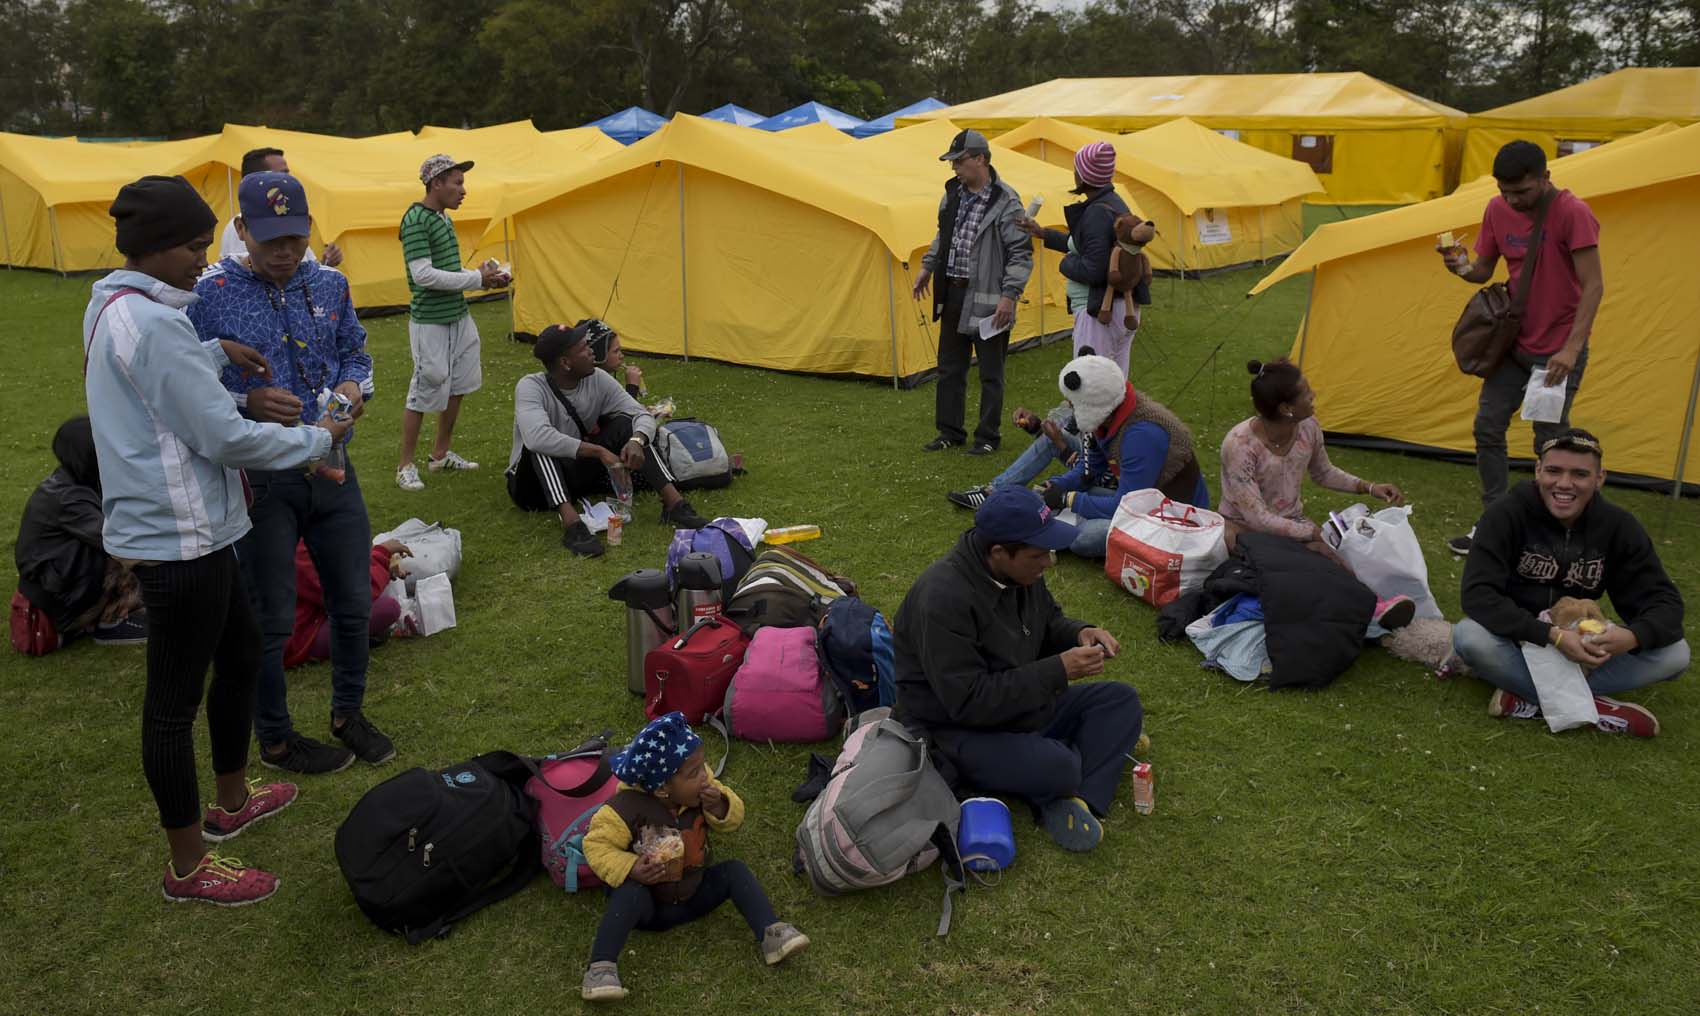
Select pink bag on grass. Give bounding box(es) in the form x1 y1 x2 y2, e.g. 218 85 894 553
721 626 843 742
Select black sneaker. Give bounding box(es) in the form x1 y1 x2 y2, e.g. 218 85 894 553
966 442 998 456
946 486 992 510
562 520 605 557
92 613 148 645
333 710 397 765
259 735 354 775
663 499 710 529
1447 527 1475 556
921 436 960 452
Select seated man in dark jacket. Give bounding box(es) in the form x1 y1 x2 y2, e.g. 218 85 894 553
892 486 1141 852
13 417 145 649
1455 428 1688 737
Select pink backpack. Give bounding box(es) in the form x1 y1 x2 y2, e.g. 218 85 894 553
721 626 843 742
524 736 619 892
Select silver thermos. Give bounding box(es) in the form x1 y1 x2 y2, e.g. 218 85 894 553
673 552 725 627
608 569 675 695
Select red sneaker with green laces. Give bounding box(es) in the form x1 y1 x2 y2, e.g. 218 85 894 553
202 780 298 842
162 853 279 906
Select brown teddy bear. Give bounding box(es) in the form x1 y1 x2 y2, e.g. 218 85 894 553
1099 214 1156 329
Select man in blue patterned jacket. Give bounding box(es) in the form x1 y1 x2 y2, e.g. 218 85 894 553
188 172 394 775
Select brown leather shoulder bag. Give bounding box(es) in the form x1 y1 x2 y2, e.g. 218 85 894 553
1451 190 1553 377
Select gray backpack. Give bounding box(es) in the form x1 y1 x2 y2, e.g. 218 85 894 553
655 418 733 490
793 710 967 934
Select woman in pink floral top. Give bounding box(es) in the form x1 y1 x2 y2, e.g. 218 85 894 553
1220 359 1404 560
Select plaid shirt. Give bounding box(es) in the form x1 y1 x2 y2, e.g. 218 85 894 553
946 186 989 279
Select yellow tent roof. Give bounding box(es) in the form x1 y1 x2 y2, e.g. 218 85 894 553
0 132 221 206
1469 67 1700 133
1250 121 1700 295
901 73 1465 132
995 116 1321 213
485 115 1084 260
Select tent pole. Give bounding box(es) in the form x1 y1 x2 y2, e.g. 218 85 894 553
886 256 900 390
1669 340 1700 507
49 206 64 276
677 164 689 361
1295 270 1316 367
503 218 516 341
0 183 12 267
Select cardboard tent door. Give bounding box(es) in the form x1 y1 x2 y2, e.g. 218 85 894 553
486 115 1081 384
1461 68 1700 184
993 116 1320 274
1249 123 1700 489
898 73 1465 205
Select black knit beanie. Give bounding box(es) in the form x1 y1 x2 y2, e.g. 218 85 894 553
109 175 217 258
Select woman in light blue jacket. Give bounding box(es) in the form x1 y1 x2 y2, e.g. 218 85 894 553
85 176 349 907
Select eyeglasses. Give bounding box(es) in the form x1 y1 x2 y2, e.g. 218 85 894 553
1539 435 1602 456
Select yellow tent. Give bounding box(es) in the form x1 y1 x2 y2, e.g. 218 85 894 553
901 74 1466 205
993 116 1320 274
1248 123 1700 488
198 122 621 308
481 115 1089 383
1461 68 1700 182
0 132 227 271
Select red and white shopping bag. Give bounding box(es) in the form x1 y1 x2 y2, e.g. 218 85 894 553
1103 489 1227 607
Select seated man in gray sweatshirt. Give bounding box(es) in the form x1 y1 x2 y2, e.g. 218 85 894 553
507 321 710 556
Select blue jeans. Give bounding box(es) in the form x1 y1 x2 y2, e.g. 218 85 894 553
1452 618 1690 703
991 432 1083 489
590 860 777 963
239 456 374 746
1067 487 1119 558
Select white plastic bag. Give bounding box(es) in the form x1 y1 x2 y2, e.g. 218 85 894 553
1520 643 1598 732
1520 367 1567 424
1104 489 1227 606
1328 505 1443 620
372 518 462 595
413 572 457 636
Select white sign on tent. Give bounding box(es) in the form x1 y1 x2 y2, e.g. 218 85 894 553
1195 208 1233 245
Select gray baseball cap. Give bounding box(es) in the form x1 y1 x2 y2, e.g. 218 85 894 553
419 153 474 184
939 129 991 162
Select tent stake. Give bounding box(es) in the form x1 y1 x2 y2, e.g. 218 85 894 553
886 255 900 389
677 164 689 361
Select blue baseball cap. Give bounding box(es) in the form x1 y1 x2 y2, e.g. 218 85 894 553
237 172 311 243
974 486 1077 551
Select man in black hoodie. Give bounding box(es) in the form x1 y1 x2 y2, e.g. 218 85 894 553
13 417 145 649
1455 428 1688 736
892 486 1141 852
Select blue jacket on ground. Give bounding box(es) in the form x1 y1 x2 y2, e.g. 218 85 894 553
187 257 372 424
82 270 330 562
1050 421 1211 519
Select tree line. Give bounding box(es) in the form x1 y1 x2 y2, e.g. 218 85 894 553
1 0 1694 138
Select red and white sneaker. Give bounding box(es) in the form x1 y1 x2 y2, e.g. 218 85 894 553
1593 696 1659 738
1487 688 1540 720
202 780 298 842
162 853 279 906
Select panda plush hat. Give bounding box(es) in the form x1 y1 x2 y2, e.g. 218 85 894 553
1057 353 1129 434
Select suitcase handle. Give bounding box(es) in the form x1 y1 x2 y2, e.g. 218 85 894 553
672 614 723 649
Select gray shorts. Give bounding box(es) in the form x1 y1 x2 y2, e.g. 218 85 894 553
406 315 481 413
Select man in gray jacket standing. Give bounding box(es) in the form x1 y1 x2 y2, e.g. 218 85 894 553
912 129 1033 456
507 321 709 556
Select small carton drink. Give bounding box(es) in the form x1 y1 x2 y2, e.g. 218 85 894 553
606 513 624 546
1131 762 1154 815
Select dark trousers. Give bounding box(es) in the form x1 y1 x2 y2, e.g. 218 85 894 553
935 282 1009 447
1474 346 1588 510
946 681 1142 818
507 414 677 511
240 457 373 746
136 547 261 829
590 859 777 963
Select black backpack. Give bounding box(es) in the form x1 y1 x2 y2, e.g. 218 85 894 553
335 751 541 943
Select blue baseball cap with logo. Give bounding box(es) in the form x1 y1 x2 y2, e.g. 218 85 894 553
237 172 311 243
974 486 1078 551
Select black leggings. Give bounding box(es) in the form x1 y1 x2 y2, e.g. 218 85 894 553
135 547 262 829
590 860 777 963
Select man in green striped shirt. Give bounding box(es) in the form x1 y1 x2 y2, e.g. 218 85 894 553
395 153 510 491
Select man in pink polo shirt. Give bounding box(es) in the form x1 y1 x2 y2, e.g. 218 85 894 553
1440 140 1603 555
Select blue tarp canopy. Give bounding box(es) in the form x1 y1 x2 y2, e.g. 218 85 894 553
754 101 865 133
849 97 947 138
700 103 765 127
585 107 668 145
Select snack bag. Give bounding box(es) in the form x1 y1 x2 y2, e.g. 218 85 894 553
638 825 685 882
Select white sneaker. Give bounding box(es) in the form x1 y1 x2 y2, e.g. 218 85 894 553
427 450 479 472
395 463 425 491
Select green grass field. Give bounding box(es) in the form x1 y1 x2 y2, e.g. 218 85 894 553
2 227 1696 1015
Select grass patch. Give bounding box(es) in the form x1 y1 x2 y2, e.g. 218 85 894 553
1 223 1696 1015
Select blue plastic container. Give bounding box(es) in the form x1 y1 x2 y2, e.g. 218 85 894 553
957 797 1015 872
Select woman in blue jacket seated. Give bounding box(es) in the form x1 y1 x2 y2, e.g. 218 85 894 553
1038 353 1210 558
